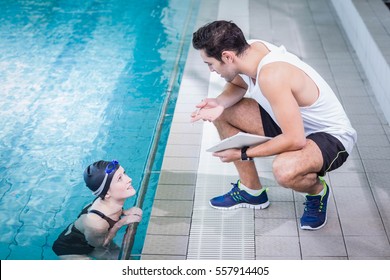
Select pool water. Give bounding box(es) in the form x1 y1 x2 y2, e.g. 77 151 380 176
0 0 198 260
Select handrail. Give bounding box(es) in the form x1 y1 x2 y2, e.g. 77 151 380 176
119 0 196 260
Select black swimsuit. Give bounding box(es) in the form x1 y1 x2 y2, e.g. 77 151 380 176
52 203 119 256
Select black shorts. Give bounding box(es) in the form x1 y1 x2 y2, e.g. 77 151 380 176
259 104 349 176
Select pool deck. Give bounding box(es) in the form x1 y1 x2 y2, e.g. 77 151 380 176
141 0 390 260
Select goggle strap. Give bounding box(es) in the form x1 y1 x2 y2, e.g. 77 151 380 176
93 173 108 196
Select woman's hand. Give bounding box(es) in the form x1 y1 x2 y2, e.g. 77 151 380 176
102 207 143 247
121 207 143 224
190 98 224 123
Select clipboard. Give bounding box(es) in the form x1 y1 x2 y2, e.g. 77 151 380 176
206 132 272 152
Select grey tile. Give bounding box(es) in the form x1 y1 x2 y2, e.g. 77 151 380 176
358 146 390 160
159 171 197 185
366 172 390 188
255 218 298 236
147 217 191 236
303 256 348 260
329 172 369 188
349 114 381 125
255 202 296 219
362 159 390 173
344 235 390 257
353 124 386 135
161 157 199 172
334 188 386 234
371 187 390 216
340 217 386 236
337 85 369 97
164 144 201 158
357 134 390 147
255 236 301 258
169 122 203 134
300 236 347 257
371 187 390 235
151 200 193 217
332 159 364 173
141 254 186 260
154 184 195 200
256 256 301 260
346 146 361 159
342 97 376 115
348 256 390 260
266 186 294 202
167 132 202 145
142 235 188 256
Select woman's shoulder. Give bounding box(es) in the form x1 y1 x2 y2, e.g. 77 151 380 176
82 212 110 233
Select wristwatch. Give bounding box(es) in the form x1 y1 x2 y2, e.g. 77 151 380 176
241 146 253 161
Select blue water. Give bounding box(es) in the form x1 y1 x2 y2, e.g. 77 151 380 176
0 0 198 259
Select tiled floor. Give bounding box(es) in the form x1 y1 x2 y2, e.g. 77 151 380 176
141 0 390 259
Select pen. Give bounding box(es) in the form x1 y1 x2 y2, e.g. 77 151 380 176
196 100 206 116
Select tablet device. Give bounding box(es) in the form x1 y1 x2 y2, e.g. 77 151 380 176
206 132 272 152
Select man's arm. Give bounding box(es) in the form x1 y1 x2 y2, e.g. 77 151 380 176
217 75 248 108
246 62 307 158
191 75 248 122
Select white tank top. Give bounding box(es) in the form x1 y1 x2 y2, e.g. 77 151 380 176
240 40 357 154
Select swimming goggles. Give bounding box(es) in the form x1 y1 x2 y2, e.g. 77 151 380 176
93 160 119 196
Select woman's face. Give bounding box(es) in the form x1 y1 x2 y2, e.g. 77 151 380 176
107 166 136 200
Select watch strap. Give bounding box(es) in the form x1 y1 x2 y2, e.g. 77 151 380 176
241 146 253 161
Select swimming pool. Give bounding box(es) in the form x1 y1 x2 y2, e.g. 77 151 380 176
0 0 198 260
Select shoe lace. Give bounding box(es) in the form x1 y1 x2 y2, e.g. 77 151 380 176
224 182 246 201
303 198 323 216
225 182 239 196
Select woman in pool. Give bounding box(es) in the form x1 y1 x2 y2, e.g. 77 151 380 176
52 160 142 260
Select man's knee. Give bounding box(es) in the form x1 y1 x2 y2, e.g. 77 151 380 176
212 110 227 129
213 103 238 129
272 155 297 188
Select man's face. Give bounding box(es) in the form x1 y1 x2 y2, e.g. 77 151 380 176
200 50 238 82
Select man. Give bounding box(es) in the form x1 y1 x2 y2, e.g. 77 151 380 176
190 20 357 230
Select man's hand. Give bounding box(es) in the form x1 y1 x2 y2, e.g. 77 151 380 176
190 98 224 122
213 148 241 162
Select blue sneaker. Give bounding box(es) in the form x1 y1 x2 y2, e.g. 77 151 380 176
209 180 270 210
300 178 330 230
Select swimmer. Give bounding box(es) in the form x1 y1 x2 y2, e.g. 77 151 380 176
52 160 142 259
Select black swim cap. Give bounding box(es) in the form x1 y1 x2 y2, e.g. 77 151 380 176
83 160 120 199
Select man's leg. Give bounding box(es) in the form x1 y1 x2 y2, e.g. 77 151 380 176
208 98 270 210
213 98 266 190
272 139 324 194
272 139 329 230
